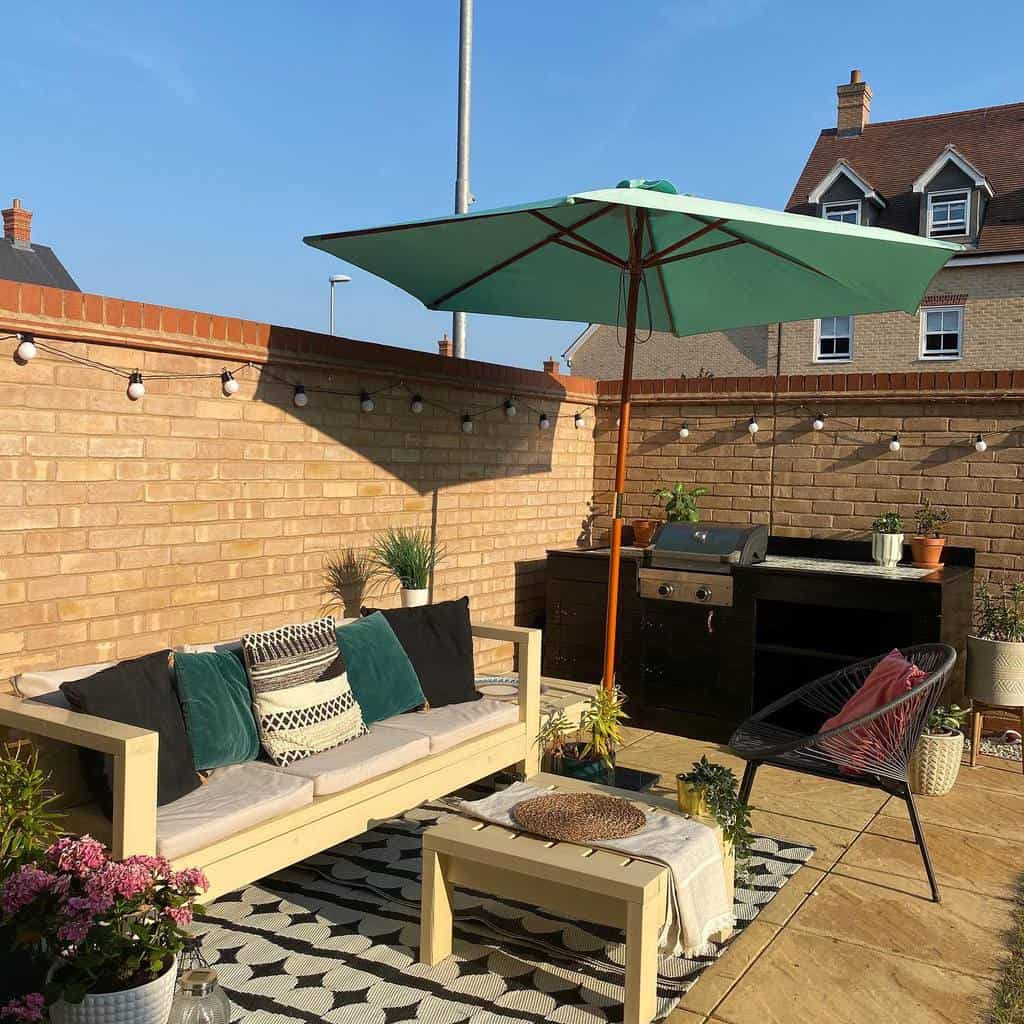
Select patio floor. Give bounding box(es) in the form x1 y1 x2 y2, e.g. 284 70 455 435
613 727 1019 1024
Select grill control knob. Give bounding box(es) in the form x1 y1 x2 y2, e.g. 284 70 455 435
657 583 674 597
695 586 712 602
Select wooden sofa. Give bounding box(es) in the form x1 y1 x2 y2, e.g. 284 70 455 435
0 623 541 900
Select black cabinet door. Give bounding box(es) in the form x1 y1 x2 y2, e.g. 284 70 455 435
641 604 725 719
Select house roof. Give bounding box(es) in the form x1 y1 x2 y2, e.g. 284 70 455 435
787 101 1024 254
0 237 79 290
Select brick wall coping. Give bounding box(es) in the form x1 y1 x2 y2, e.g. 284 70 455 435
595 370 1024 403
0 278 597 403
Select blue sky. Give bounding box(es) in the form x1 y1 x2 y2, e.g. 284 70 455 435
7 1 1022 370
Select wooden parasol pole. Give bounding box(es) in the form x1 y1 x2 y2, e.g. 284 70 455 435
601 212 647 691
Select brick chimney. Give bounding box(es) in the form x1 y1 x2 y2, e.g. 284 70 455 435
837 70 871 136
543 356 560 374
438 332 453 357
2 198 32 249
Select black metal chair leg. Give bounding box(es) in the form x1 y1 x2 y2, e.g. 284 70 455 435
902 784 941 903
739 761 760 805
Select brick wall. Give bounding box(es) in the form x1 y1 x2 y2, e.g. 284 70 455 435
0 281 596 679
594 371 1024 586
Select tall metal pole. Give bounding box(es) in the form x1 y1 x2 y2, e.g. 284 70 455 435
452 0 473 359
328 275 350 336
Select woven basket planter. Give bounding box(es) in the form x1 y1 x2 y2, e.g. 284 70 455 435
909 731 964 796
48 959 177 1024
966 634 1024 706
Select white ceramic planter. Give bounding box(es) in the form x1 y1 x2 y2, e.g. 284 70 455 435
909 731 964 796
400 587 429 608
967 634 1024 706
49 959 177 1024
871 531 904 568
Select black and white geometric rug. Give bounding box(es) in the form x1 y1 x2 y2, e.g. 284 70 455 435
193 800 814 1023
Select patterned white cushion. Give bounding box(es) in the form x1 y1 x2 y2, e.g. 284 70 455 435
242 617 366 767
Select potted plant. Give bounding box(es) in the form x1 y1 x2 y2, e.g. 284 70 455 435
322 547 373 618
537 688 627 786
369 527 445 608
910 499 950 568
967 582 1024 707
654 483 708 524
870 511 905 568
909 705 968 796
0 836 208 1024
675 757 754 876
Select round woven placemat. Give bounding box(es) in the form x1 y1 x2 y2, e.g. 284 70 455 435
510 792 647 842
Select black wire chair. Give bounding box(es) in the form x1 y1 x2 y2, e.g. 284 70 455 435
728 644 957 903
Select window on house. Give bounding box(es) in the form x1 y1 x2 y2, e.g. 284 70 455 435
815 316 853 362
927 190 969 237
920 307 963 359
822 201 860 225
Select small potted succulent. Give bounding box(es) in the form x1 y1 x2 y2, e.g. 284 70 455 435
676 757 753 877
909 705 968 796
967 582 1024 707
910 499 950 568
536 688 627 787
870 511 905 568
369 527 445 607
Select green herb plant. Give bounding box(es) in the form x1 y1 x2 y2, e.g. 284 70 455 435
871 511 904 534
653 483 708 524
677 756 754 872
914 499 950 537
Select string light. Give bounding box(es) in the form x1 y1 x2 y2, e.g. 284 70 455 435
889 434 901 452
461 414 474 434
504 399 517 418
573 410 586 430
747 416 759 435
293 384 308 408
221 369 239 396
15 333 37 362
678 422 689 439
974 433 988 453
126 371 145 400
812 413 826 431
539 412 551 430
360 391 375 413
410 394 424 414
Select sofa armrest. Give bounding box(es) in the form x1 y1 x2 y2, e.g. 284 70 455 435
0 693 158 859
471 623 541 776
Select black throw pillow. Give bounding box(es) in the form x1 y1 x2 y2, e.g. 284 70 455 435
61 650 201 817
361 597 480 709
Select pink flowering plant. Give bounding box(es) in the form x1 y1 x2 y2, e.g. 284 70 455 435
0 835 207 1013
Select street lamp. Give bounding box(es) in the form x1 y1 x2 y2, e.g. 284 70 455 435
329 274 351 336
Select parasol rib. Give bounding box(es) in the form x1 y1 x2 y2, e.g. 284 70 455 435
529 210 625 267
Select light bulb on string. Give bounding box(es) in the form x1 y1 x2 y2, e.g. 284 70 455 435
15 333 37 362
539 412 551 430
127 371 145 401
889 434 901 452
573 410 586 430
747 416 759 435
360 392 375 413
293 384 308 408
974 433 988 453
678 422 689 439
812 413 826 431
503 399 517 418
461 414 474 434
410 394 424 414
221 369 239 396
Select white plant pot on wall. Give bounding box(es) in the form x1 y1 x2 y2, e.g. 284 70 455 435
49 959 177 1024
967 634 1024 706
401 588 429 608
871 532 904 568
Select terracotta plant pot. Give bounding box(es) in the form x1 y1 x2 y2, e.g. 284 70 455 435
631 519 659 548
871 531 904 568
910 535 946 568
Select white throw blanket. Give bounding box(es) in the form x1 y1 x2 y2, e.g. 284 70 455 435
454 781 735 956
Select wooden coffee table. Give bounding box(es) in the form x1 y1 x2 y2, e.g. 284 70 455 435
419 773 731 1024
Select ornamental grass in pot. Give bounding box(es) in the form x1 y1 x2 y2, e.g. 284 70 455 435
910 499 950 569
537 687 627 787
967 582 1024 707
369 527 445 608
909 705 968 796
870 511 904 568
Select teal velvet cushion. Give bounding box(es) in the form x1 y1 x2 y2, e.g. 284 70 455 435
336 613 426 726
173 651 261 771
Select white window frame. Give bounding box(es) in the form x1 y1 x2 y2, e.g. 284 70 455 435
927 189 970 237
814 315 854 363
822 200 861 225
919 305 964 360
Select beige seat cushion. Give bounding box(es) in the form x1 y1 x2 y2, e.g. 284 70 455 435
375 699 519 754
156 762 314 860
280 725 430 796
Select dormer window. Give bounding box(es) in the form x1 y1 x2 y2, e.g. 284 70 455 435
822 200 860 225
927 189 969 237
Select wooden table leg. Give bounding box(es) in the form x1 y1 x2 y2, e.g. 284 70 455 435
624 898 659 1024
420 846 453 965
970 706 983 768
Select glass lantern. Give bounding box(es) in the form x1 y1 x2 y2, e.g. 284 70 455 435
168 968 232 1024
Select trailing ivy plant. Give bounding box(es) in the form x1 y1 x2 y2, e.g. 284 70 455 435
677 756 754 872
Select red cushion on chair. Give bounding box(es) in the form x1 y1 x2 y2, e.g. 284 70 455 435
820 650 926 773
